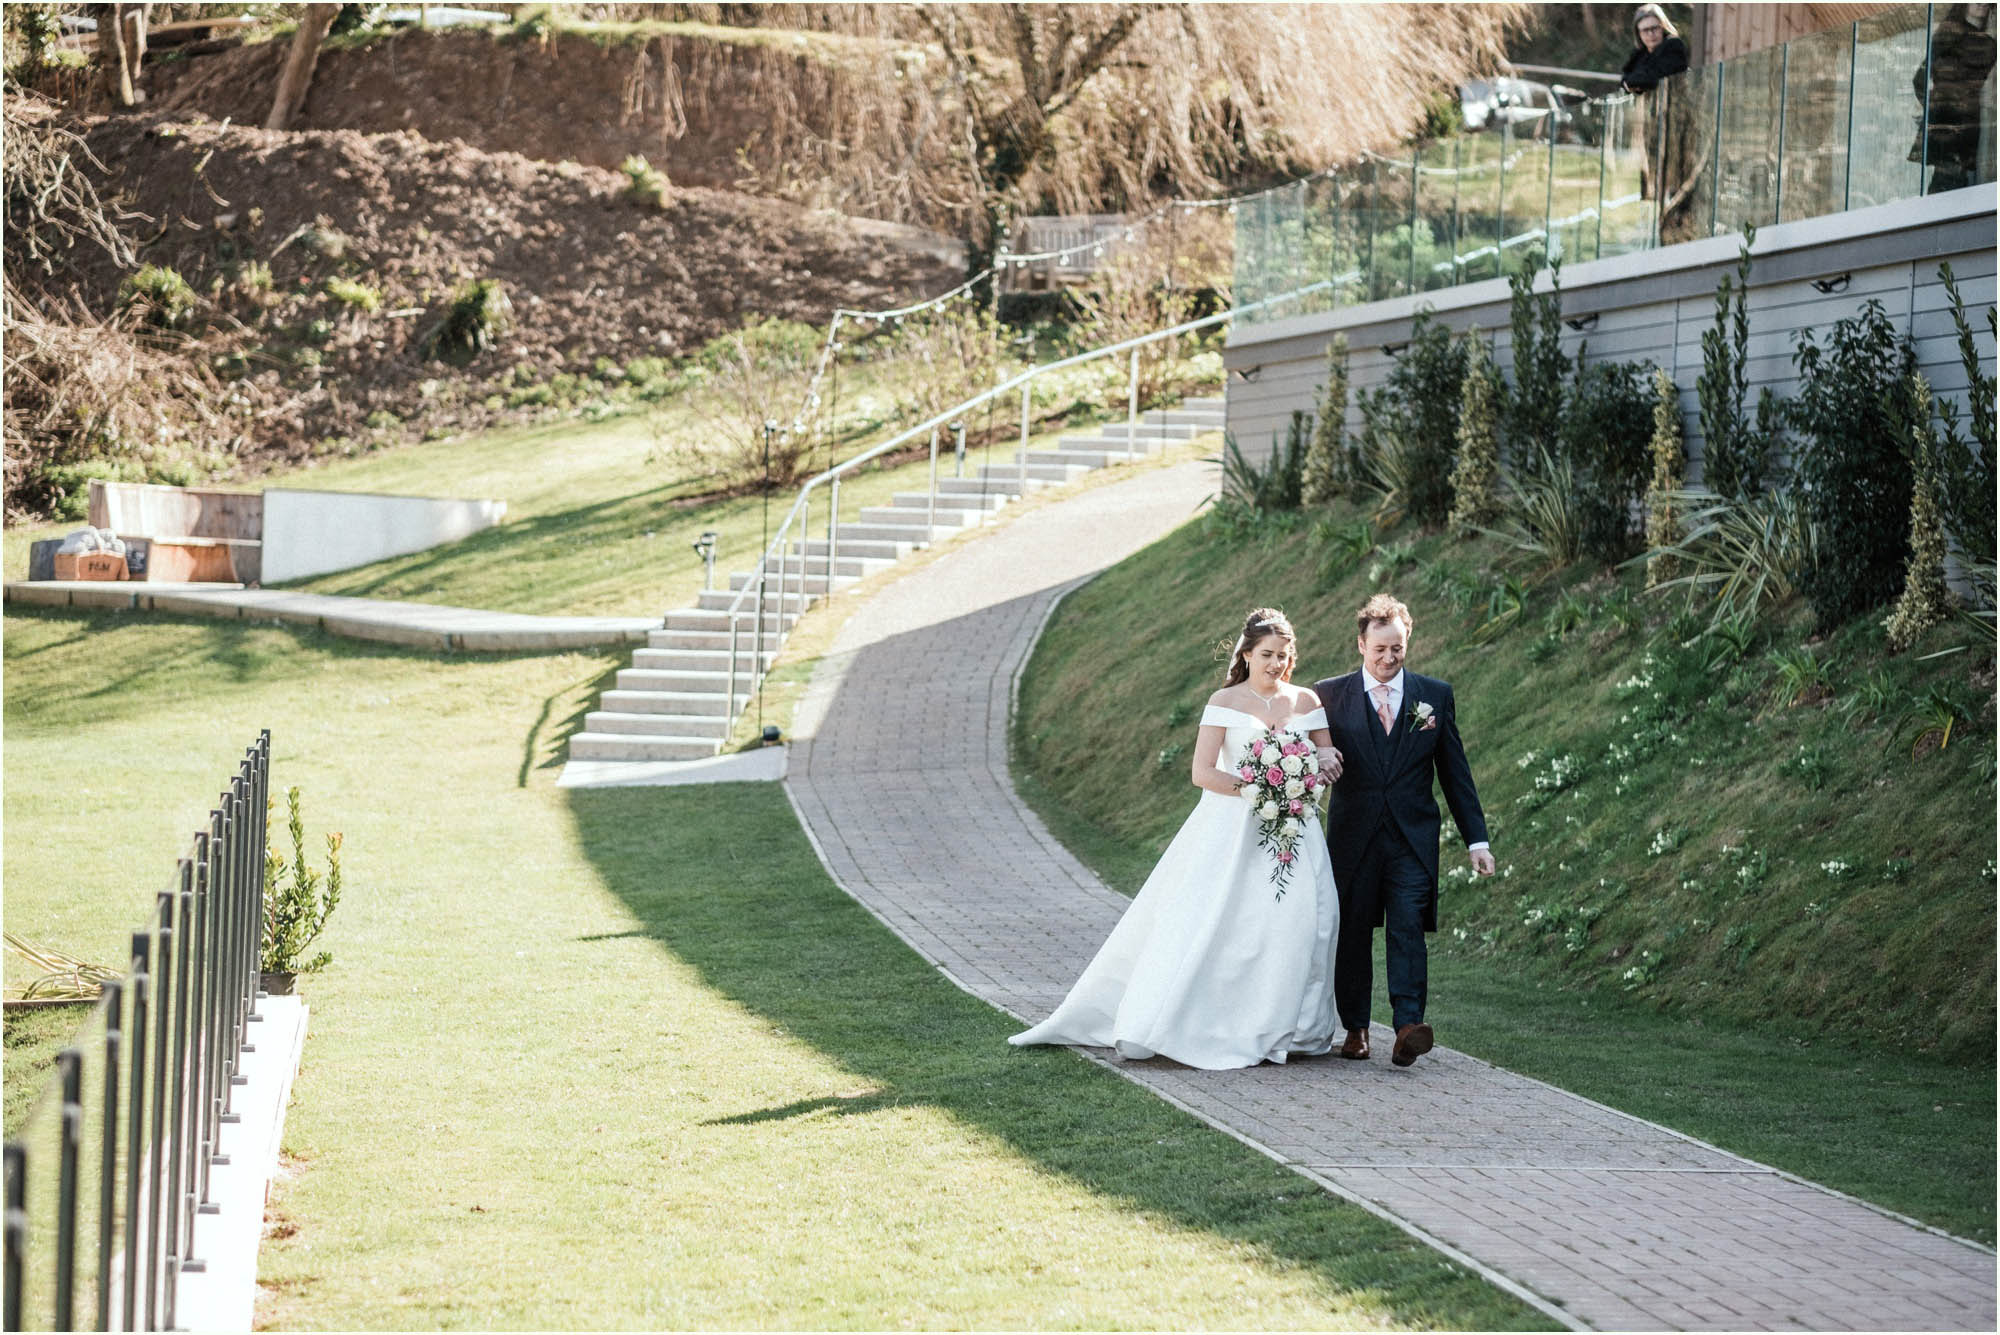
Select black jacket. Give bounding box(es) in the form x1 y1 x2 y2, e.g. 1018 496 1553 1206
1622 36 1689 92
1312 669 1489 933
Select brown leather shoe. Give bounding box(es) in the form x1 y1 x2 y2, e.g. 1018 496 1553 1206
1339 1029 1370 1059
1391 1023 1434 1067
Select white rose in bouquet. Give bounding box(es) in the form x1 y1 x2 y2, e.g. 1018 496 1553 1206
1284 777 1305 798
1280 754 1304 776
1259 800 1282 821
1283 819 1302 837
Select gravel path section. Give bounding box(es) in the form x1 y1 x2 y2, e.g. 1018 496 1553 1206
784 460 1997 1332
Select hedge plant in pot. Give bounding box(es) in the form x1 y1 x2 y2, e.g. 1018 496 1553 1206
261 786 342 995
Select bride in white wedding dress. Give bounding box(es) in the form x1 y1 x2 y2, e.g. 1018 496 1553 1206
1011 607 1342 1069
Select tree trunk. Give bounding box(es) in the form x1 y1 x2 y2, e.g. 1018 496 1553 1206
97 3 147 109
266 4 339 131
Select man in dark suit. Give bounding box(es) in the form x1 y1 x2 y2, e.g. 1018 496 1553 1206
1312 594 1494 1067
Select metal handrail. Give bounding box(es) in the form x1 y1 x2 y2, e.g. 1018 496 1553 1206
719 279 1338 725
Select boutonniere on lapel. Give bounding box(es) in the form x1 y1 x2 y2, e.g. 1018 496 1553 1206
1406 700 1438 732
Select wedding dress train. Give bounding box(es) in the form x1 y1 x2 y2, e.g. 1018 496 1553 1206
1010 705 1340 1069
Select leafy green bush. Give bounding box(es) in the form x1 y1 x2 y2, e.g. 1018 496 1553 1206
1644 369 1687 589
620 155 670 208
421 278 513 364
1355 310 1464 527
1218 416 1306 514
1301 334 1350 506
1884 374 1953 652
324 276 381 312
1648 486 1816 626
1448 333 1501 535
1931 264 1997 587
262 786 342 977
1560 357 1654 564
1489 445 1585 567
1501 260 1569 462
118 265 198 330
1788 300 1918 630
1696 231 1783 500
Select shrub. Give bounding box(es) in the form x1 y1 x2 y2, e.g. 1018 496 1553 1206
1559 357 1654 564
1789 300 1918 629
1648 486 1816 626
1356 310 1464 527
1884 374 1953 652
118 265 198 330
1488 445 1586 567
1220 415 1307 513
1696 230 1782 500
1501 260 1568 463
1301 334 1350 506
1448 332 1501 535
887 302 1002 429
620 154 670 208
666 317 820 490
1644 369 1687 589
420 278 512 364
1931 263 1997 583
262 786 343 977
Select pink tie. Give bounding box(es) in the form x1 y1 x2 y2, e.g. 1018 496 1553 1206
1374 684 1394 735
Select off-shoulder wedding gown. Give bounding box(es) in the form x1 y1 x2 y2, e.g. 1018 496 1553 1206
1010 704 1340 1069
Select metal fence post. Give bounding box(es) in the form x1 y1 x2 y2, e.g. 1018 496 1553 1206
166 861 195 1306
1018 381 1032 495
54 1050 82 1333
927 427 939 536
147 894 175 1323
1126 349 1140 461
827 476 841 573
122 934 149 1331
5 1143 24 1334
98 977 123 1333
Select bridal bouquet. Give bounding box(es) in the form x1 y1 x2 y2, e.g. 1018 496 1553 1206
1233 728 1325 897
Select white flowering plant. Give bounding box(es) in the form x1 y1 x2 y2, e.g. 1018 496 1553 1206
1233 727 1327 897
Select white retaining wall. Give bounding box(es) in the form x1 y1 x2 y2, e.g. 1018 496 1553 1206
261 489 507 583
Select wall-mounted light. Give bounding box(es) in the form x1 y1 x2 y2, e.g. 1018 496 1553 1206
1382 342 1409 359
1230 364 1262 383
1564 312 1599 332
1809 273 1852 294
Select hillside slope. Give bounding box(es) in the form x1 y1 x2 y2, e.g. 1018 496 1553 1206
1014 505 1996 1060
7 106 959 516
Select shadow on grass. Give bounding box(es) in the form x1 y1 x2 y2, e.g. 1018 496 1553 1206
564 781 1556 1331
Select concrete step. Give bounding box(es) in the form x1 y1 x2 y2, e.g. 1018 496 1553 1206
631 648 776 673
599 689 749 716
696 588 815 613
934 477 1034 498
787 538 911 561
997 449 1119 470
584 710 732 738
821 522 942 544
728 572 857 597
891 489 1009 511
1056 433 1173 453
615 666 761 694
980 461 1095 483
1092 420 1203 440
861 504 988 529
727 564 874 591
663 608 798 634
568 733 721 762
1181 396 1226 412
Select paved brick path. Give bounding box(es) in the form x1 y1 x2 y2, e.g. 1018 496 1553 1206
785 460 1997 1332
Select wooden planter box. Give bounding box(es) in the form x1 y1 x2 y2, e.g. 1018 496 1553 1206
51 551 128 581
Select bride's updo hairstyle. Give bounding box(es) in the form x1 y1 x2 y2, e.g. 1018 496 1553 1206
1222 607 1296 686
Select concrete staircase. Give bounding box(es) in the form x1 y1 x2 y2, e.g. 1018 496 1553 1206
565 395 1224 765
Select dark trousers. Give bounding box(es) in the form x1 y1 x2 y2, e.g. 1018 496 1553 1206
1335 825 1431 1032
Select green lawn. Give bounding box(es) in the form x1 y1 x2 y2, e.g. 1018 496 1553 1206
1012 501 1997 1244
3 604 1549 1329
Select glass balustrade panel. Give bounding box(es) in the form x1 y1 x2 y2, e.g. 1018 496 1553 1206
1714 44 1785 233
1658 63 1724 245
1414 137 1463 293
1780 23 1857 221
1548 96 1606 267
1498 111 1554 277
1848 5 1931 207
1598 90 1659 256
